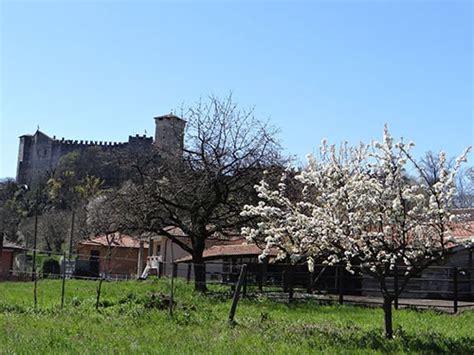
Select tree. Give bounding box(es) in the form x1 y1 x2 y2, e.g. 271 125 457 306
103 95 283 291
455 167 474 208
38 210 70 253
0 179 26 268
47 166 105 252
243 126 471 338
419 151 454 187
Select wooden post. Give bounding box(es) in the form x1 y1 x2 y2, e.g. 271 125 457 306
187 263 192 283
158 262 164 277
262 258 268 289
170 263 176 317
96 277 104 310
172 262 178 278
31 190 39 282
453 267 458 314
393 266 399 310
258 263 263 291
33 271 38 309
338 266 344 305
288 269 294 303
137 240 144 279
228 264 247 323
60 252 66 308
307 269 314 294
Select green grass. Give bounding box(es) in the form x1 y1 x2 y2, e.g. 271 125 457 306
1 278 473 354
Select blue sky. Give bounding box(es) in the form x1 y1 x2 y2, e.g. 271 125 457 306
1 0 472 178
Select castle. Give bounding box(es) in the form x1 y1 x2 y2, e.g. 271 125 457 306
16 114 186 186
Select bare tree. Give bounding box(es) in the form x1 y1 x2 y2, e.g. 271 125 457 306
104 95 283 291
39 210 70 254
419 151 454 186
455 167 474 208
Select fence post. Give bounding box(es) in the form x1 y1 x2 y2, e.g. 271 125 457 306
242 267 248 297
158 262 164 277
338 266 344 305
60 252 66 308
453 267 458 314
228 264 247 323
172 262 178 278
262 258 268 289
187 263 192 283
307 269 313 294
33 271 38 309
394 266 399 310
258 263 263 291
96 277 104 310
288 268 294 303
170 263 176 318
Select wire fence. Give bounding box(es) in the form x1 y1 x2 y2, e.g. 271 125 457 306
1 247 473 314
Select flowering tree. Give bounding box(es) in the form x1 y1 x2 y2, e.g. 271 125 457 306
242 126 470 338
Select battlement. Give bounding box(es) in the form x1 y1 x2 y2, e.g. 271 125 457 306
16 114 185 185
51 137 135 148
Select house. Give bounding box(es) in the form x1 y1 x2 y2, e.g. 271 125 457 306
76 233 148 278
0 241 25 280
361 220 474 300
142 227 276 280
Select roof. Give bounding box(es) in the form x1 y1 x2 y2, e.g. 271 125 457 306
449 222 474 249
78 233 149 249
176 243 277 263
2 241 25 251
451 222 474 238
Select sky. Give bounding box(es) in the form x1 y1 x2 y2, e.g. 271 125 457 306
1 0 472 178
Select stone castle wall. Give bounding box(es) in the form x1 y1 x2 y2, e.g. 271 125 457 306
16 114 185 186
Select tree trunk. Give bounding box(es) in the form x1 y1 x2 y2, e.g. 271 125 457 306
193 254 207 292
383 296 394 339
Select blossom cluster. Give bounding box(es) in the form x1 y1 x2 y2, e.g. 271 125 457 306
242 126 471 281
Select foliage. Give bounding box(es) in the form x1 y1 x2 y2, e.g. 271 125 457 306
41 257 61 277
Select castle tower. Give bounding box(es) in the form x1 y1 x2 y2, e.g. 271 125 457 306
16 130 56 186
154 114 186 156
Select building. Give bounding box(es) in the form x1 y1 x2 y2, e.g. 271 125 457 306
0 241 25 280
141 227 277 281
16 114 186 186
361 220 474 300
75 233 149 278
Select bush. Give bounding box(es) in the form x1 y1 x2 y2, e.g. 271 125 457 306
42 258 60 277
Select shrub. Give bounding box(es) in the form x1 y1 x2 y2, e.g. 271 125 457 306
42 258 60 278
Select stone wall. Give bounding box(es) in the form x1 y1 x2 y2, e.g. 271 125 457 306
16 114 185 186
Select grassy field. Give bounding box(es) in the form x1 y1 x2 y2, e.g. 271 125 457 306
0 278 473 354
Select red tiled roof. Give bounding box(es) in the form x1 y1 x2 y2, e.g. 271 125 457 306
448 222 474 249
79 233 149 249
451 222 474 239
176 243 277 263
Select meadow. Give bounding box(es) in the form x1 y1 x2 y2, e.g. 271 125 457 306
1 278 473 354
